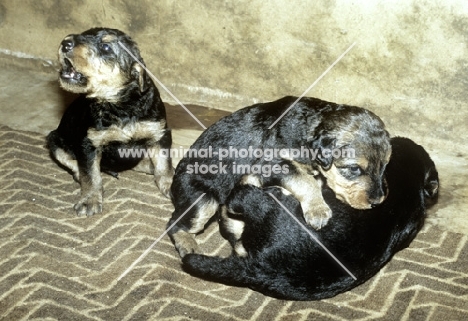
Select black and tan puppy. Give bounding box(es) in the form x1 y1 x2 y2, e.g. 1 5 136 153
47 28 173 216
182 137 439 300
168 96 391 257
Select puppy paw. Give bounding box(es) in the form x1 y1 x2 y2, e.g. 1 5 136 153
171 229 200 258
72 172 80 182
74 193 103 216
155 172 173 199
175 238 200 258
303 203 332 230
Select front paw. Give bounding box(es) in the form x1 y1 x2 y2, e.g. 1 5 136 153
174 235 199 258
155 172 174 199
170 229 200 258
303 202 332 230
176 240 199 258
74 193 103 216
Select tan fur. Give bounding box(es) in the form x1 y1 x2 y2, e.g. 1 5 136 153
101 34 117 42
353 157 369 170
153 154 174 199
87 120 167 147
276 186 292 196
170 198 224 257
58 43 127 101
54 148 79 180
171 229 200 258
282 162 332 230
319 164 372 209
74 151 103 216
86 55 126 101
88 120 173 197
132 63 146 92
189 198 219 233
220 206 247 257
240 174 262 187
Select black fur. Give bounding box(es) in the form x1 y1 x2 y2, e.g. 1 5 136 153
47 28 173 216
182 137 439 300
168 96 391 256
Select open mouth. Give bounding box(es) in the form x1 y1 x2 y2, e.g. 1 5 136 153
60 58 85 83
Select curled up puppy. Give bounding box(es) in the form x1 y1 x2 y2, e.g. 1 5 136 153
47 28 174 216
182 137 439 300
167 96 392 257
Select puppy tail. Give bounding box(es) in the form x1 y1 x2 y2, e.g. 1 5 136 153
182 254 255 287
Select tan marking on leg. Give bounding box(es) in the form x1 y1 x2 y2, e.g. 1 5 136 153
220 206 244 239
283 161 331 229
220 206 247 257
171 229 199 258
153 160 174 198
146 143 174 199
234 242 247 257
54 148 79 180
74 151 103 216
188 198 219 233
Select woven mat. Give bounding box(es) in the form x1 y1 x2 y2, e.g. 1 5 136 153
0 125 467 321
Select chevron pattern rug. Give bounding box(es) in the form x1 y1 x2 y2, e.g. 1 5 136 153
1 125 467 321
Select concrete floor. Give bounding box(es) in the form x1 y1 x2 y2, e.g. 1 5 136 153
1 65 467 235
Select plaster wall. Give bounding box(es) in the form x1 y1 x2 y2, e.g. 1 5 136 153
0 1 466 141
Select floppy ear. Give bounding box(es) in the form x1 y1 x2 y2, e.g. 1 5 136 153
131 62 149 92
310 132 336 170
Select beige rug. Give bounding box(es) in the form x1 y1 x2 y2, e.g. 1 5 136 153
0 125 467 321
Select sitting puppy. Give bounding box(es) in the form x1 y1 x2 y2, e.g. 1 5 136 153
182 137 439 300
168 96 391 257
47 28 173 216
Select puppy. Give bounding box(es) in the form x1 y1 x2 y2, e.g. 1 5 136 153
47 28 173 216
182 137 439 300
168 96 391 257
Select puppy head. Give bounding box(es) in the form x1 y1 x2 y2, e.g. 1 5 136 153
390 137 439 207
58 27 149 101
310 107 392 209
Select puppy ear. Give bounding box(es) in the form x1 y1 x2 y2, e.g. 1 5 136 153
310 132 336 170
423 166 439 200
131 62 148 92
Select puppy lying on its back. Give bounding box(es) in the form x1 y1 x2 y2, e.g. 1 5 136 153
182 137 439 300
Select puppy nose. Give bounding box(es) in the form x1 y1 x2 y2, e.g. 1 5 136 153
369 195 385 208
61 39 74 52
370 202 380 209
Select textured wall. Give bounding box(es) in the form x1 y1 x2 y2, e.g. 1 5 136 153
0 0 467 150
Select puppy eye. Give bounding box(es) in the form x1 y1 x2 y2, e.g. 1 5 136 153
348 165 362 176
338 165 362 178
100 43 113 53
